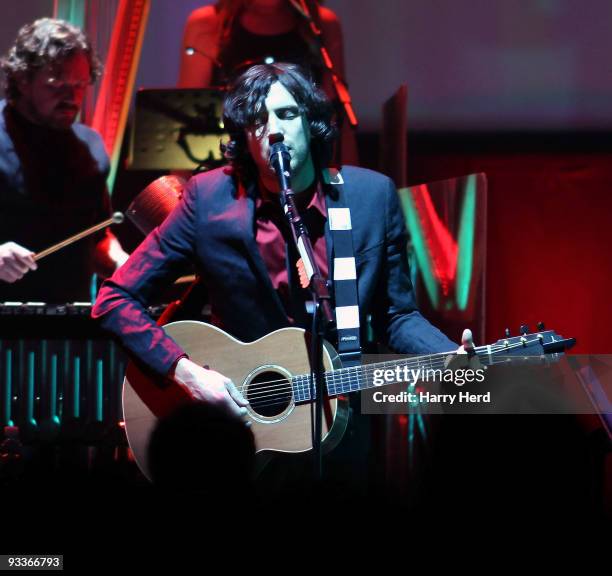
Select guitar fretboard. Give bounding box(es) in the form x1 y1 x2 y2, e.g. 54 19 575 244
291 350 453 402
290 333 552 402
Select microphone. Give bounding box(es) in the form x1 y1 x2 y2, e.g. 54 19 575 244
268 133 292 192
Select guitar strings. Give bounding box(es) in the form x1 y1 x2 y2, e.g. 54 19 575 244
244 356 453 405
242 338 542 409
240 338 536 397
241 338 539 403
238 341 505 396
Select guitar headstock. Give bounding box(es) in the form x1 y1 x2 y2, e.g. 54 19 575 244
490 323 576 356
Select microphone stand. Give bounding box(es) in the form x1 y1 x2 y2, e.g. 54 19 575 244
269 135 334 482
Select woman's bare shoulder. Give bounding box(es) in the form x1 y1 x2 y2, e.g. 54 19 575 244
185 5 220 33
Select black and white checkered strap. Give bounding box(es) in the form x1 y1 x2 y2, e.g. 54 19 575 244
324 168 361 367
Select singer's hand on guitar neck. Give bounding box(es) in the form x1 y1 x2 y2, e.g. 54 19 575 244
445 328 483 371
172 357 250 422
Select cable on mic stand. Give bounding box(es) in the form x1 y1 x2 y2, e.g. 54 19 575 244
268 133 334 482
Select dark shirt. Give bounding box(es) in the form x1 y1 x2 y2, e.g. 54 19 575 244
0 100 111 303
212 20 321 87
255 182 328 325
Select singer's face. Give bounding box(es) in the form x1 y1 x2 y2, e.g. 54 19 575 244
16 52 90 130
246 81 312 190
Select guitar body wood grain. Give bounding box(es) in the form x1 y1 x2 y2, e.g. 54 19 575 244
123 321 350 481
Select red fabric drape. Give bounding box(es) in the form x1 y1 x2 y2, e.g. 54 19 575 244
408 152 612 353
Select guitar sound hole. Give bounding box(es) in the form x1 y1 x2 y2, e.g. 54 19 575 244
246 371 292 418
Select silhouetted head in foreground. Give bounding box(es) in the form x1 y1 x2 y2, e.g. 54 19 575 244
148 402 256 496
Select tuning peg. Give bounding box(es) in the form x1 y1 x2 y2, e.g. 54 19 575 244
504 327 511 337
537 321 545 331
520 324 529 335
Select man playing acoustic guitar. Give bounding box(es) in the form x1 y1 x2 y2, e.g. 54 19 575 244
92 63 467 428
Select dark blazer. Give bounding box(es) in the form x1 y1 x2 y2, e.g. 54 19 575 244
92 165 456 376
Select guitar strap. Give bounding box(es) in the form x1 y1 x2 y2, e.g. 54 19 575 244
323 168 362 367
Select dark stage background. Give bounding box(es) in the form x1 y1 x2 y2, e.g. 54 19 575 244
358 133 612 354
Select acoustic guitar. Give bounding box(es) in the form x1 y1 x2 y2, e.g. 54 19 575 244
122 321 575 480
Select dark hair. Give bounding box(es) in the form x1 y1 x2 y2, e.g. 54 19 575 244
221 62 337 184
0 18 102 102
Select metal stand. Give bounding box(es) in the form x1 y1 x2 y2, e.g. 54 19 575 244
270 134 334 480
